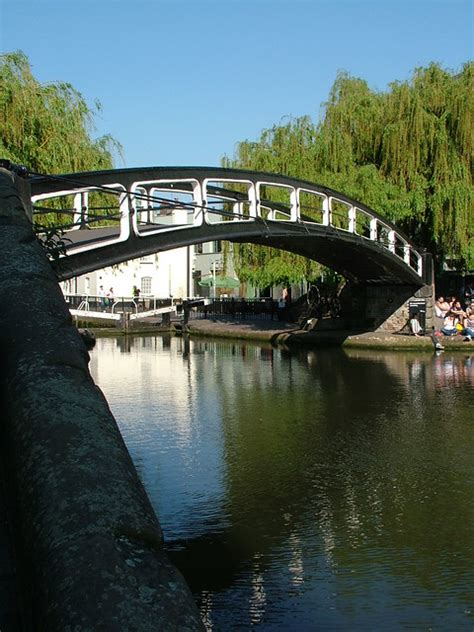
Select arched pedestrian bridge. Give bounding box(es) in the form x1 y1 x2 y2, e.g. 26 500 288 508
30 166 427 286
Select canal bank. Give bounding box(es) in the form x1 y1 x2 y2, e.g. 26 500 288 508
86 318 472 351
186 319 472 351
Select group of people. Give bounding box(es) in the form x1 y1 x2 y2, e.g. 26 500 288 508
97 285 143 311
98 285 114 310
435 295 474 341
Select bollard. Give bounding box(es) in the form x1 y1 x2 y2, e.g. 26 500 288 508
119 310 130 332
0 168 204 630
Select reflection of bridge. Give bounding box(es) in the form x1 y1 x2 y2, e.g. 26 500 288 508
31 167 427 287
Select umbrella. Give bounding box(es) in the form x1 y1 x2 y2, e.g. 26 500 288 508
198 275 240 288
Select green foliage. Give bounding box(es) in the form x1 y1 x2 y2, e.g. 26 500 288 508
0 51 123 259
0 51 121 173
35 223 72 261
233 243 323 287
224 62 473 284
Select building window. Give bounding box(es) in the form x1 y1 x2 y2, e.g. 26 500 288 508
214 241 222 253
141 276 152 295
195 243 203 254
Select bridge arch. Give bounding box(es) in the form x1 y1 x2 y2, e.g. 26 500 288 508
30 166 426 286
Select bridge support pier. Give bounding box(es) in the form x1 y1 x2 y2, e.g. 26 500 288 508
341 279 435 333
0 168 203 630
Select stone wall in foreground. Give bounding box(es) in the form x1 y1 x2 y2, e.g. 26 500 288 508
0 168 204 630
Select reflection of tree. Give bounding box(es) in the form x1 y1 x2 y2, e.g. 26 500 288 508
170 341 473 613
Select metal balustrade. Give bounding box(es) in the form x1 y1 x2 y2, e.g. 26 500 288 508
31 167 424 280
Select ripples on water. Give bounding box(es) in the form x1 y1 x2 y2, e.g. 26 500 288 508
89 336 474 631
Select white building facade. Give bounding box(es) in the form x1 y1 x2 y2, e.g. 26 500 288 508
61 205 233 300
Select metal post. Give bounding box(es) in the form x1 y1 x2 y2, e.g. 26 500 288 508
348 206 356 233
212 260 216 300
322 196 330 226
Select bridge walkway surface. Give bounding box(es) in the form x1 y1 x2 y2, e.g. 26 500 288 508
30 165 427 287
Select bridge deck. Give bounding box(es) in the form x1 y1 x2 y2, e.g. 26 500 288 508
31 166 427 286
55 221 425 287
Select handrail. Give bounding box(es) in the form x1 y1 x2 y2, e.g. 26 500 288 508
31 167 424 279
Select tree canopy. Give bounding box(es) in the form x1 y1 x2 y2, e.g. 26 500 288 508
223 62 473 284
0 51 120 174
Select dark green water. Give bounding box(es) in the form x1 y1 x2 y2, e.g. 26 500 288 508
89 335 473 631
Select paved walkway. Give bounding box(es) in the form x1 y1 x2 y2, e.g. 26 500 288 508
185 317 472 350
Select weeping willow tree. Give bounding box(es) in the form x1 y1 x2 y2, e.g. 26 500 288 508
0 51 120 173
0 51 122 257
224 62 473 285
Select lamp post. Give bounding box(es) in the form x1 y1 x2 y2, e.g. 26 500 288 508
212 260 216 300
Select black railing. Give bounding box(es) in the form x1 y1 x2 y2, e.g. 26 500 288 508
191 298 279 321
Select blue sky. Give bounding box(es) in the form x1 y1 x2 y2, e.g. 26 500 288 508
0 1 472 169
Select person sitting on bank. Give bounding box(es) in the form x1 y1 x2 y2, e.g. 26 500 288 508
450 299 466 321
435 296 451 318
441 311 459 336
409 314 423 336
462 307 474 341
464 282 474 308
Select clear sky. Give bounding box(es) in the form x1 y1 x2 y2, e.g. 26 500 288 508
0 0 472 169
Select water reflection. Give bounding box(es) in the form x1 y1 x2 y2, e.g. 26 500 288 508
249 554 266 624
90 337 474 631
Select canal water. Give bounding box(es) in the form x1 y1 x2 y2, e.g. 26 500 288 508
89 335 473 631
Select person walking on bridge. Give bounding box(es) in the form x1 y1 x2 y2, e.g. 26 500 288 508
132 285 141 311
106 287 114 310
98 285 106 311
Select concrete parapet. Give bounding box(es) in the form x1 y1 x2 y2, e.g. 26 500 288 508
0 169 203 629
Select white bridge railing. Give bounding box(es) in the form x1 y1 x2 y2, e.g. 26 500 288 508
65 293 177 320
32 169 424 278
